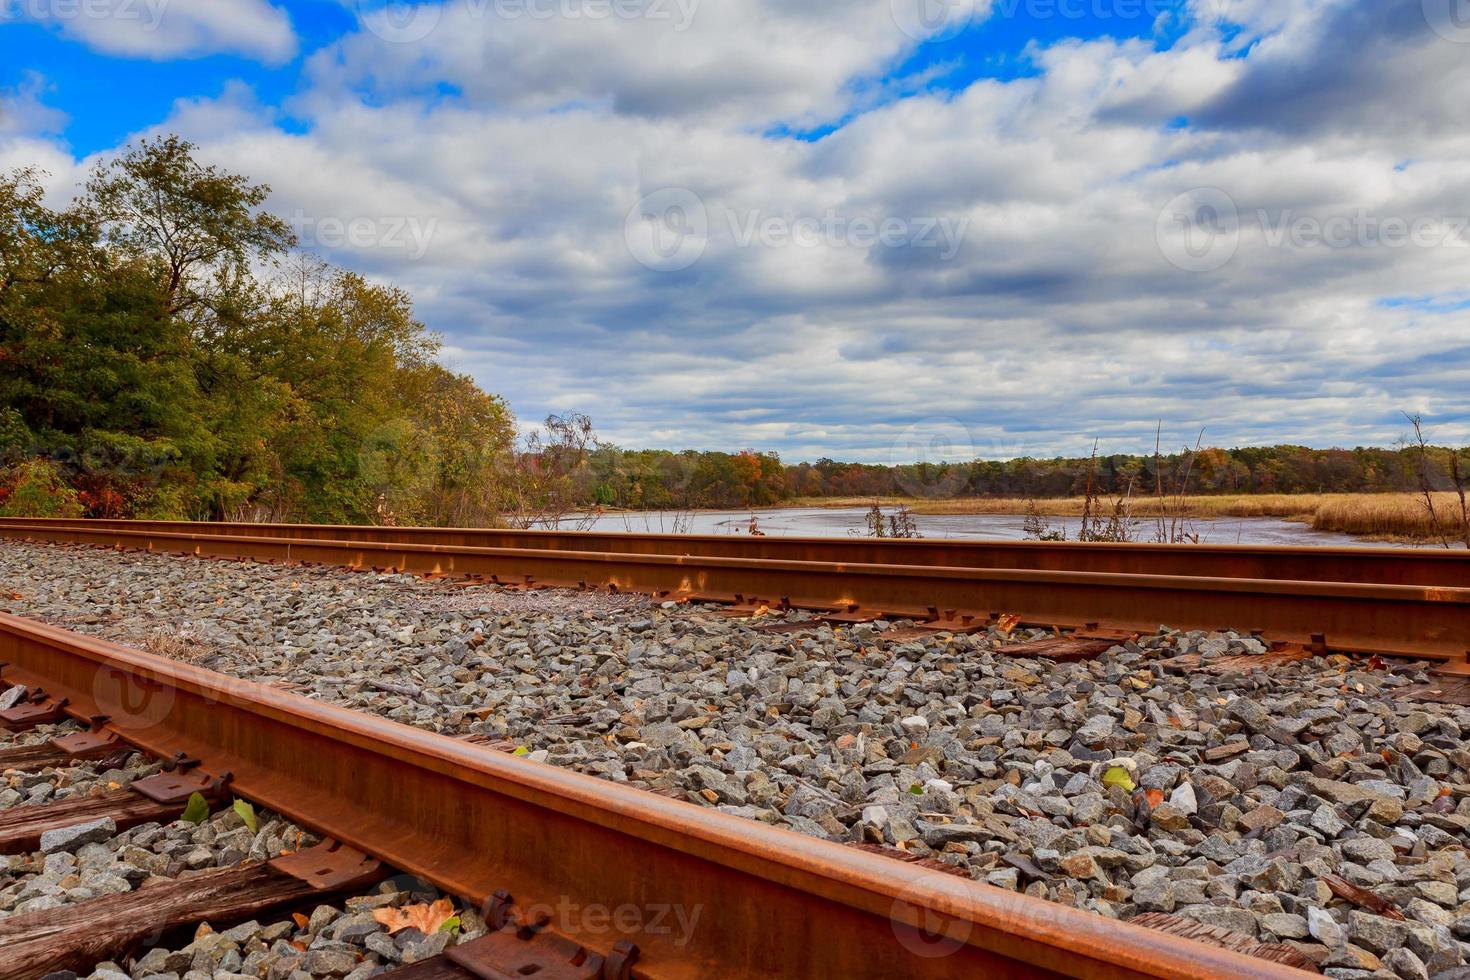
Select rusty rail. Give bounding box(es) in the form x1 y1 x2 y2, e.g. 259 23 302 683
2 516 1466 586
0 611 1305 978
1 522 1468 662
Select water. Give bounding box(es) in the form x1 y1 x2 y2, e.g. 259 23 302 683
580 506 1419 548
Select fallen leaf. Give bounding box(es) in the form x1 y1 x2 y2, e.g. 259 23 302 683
292 913 310 929
180 791 210 824
995 614 1021 636
1322 873 1405 921
1144 788 1164 808
233 798 259 834
1102 767 1136 793
373 898 459 935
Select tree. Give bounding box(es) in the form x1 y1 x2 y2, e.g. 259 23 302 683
86 136 295 316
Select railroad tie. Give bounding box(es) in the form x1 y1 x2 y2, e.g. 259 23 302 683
0 790 179 854
0 842 382 980
0 742 72 772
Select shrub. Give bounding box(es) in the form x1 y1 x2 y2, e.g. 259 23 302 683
0 459 84 517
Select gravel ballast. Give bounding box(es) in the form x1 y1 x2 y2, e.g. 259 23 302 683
4 538 1470 978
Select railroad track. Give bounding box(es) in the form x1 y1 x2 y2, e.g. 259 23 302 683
0 612 1309 978
1 518 1468 664
5 516 1468 585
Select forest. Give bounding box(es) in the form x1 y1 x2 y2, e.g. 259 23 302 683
3 138 1467 526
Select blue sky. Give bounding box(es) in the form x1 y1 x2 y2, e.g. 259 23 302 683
4 0 1469 463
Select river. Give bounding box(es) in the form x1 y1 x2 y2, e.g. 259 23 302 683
578 506 1423 547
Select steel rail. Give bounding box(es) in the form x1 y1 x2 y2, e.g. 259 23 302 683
0 612 1306 978
3 516 1466 586
2 522 1468 662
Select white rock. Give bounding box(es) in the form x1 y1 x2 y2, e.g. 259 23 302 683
901 715 929 735
1168 782 1198 815
1307 906 1344 947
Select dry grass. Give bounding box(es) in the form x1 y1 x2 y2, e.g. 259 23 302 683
1311 492 1470 542
792 493 1470 543
794 494 1325 519
140 624 209 663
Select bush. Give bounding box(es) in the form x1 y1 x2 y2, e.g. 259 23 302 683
0 409 32 464
0 459 84 517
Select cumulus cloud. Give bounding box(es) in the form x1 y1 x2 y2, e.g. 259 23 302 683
8 0 1470 458
0 71 68 137
308 0 982 126
3 0 297 64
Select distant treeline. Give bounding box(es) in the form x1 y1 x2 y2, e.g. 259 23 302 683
578 443 1469 511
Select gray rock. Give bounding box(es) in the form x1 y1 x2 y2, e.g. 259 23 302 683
40 817 117 854
1260 913 1309 940
1348 910 1410 955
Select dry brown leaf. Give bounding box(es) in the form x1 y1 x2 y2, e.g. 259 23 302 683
1144 788 1165 808
995 613 1022 636
1322 873 1405 921
292 913 309 929
372 898 458 935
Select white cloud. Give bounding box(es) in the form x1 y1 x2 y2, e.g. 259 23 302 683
4 0 297 63
0 71 68 137
308 0 970 126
